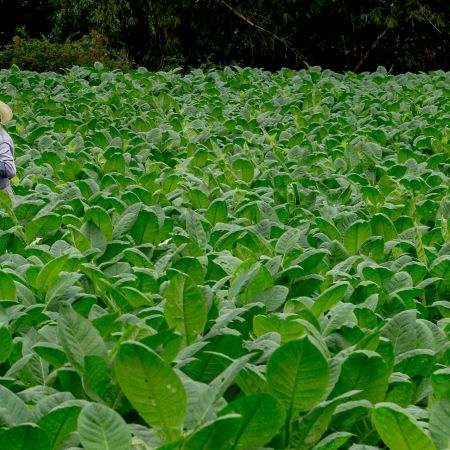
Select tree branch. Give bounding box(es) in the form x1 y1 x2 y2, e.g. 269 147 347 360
216 0 302 61
353 28 388 73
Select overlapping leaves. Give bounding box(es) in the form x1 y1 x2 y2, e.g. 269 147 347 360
0 65 448 449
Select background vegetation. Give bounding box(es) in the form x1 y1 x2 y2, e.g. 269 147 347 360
0 0 449 73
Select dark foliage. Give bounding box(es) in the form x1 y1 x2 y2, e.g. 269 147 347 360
0 0 448 72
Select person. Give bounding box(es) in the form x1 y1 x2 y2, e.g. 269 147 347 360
0 101 16 195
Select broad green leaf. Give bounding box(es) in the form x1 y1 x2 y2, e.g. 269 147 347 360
0 189 13 212
58 307 107 373
0 384 33 426
130 208 159 245
33 342 67 368
330 351 389 403
184 415 243 450
81 220 107 252
267 336 329 421
25 213 62 242
38 405 81 450
82 355 116 402
164 273 207 345
0 424 51 450
371 213 397 241
104 152 125 174
250 285 289 311
232 158 254 182
432 368 450 399
85 206 114 240
343 220 372 255
429 399 450 450
35 254 70 292
253 315 305 343
0 271 16 300
115 341 186 441
381 310 416 355
0 326 13 363
312 432 354 450
185 354 253 428
186 209 207 248
292 392 357 449
394 349 434 377
205 199 228 225
275 228 301 255
373 403 436 450
311 282 349 317
430 256 450 294
316 218 340 240
229 262 273 305
172 256 205 285
219 393 286 449
78 403 131 450
384 271 413 294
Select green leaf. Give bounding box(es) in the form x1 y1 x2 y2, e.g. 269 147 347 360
311 282 349 317
219 393 286 449
35 254 70 292
184 415 243 450
164 273 207 345
330 351 389 403
275 228 301 255
85 206 114 240
104 152 125 174
292 392 356 449
38 405 81 450
432 368 450 399
0 189 13 212
0 424 51 450
25 213 62 242
312 432 354 450
188 189 210 209
381 310 416 355
267 336 329 427
371 213 397 241
429 399 450 450
78 403 131 450
130 208 159 245
186 209 207 248
250 285 289 311
316 218 340 240
170 257 205 285
229 263 273 305
82 355 116 402
430 256 450 294
58 307 107 373
185 354 253 428
253 315 305 343
373 403 436 450
0 271 16 300
0 326 13 363
384 271 413 294
114 341 186 441
343 220 372 255
232 158 254 182
33 342 67 368
0 384 33 426
205 199 228 225
81 220 107 252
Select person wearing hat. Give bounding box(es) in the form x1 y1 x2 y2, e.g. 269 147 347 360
0 101 16 195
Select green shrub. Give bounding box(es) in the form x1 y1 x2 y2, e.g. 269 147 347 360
0 31 133 72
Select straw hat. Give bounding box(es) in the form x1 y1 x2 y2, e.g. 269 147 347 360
0 101 13 124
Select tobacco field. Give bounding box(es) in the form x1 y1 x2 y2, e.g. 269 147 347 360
0 64 449 450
